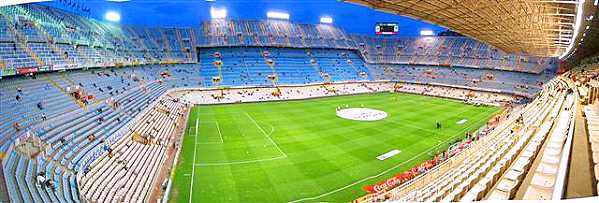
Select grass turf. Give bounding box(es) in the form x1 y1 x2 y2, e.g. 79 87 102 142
169 92 501 202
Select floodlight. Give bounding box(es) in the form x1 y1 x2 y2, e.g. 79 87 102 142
420 30 434 36
320 17 333 24
267 11 290 20
211 7 227 19
104 11 121 22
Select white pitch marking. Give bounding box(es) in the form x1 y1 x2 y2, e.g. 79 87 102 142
215 120 224 143
194 155 287 166
244 112 287 158
188 113 199 203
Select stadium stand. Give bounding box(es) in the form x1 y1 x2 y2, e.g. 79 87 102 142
79 95 188 202
349 76 573 201
0 3 586 203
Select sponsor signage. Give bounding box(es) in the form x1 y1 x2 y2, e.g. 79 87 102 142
16 67 38 74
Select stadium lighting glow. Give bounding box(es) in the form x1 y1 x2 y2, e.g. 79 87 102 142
104 11 121 22
320 17 333 24
105 0 130 2
210 7 227 19
595 0 598 6
559 0 585 59
267 11 290 20
420 30 434 36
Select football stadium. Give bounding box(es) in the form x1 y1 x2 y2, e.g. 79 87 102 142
0 0 598 202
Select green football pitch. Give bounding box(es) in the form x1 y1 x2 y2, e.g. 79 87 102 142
169 92 501 202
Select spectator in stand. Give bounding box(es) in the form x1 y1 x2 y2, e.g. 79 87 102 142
13 122 21 132
87 134 96 141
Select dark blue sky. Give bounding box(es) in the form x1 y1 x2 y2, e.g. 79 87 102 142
42 0 446 36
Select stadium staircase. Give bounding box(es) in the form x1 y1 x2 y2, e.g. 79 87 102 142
175 29 192 62
59 72 76 86
43 74 85 108
344 52 365 80
305 49 326 81
261 49 279 86
125 26 150 55
158 29 173 60
33 21 72 65
214 58 223 87
298 28 307 47
6 23 45 67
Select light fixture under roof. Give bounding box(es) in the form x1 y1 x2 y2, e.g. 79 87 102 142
210 7 227 19
559 0 585 59
267 11 290 20
104 11 121 22
420 30 434 36
320 16 333 24
106 0 130 2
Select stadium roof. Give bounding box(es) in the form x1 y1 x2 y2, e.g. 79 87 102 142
342 0 591 58
566 6 599 62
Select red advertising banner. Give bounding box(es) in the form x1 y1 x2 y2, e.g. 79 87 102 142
363 159 438 193
16 67 38 74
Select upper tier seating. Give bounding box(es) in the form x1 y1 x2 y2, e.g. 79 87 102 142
350 35 557 74
0 4 556 76
367 64 555 97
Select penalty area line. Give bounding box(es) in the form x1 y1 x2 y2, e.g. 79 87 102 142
244 112 287 158
194 155 287 166
215 120 224 143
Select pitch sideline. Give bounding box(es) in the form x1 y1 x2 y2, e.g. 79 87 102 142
188 111 200 203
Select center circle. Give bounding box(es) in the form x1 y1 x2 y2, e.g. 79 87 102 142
336 108 388 121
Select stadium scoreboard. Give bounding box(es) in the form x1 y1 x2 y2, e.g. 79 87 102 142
375 22 399 35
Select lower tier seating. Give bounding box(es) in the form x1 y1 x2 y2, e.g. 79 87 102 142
79 96 187 202
363 77 576 202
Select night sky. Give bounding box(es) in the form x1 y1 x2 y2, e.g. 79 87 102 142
41 0 446 36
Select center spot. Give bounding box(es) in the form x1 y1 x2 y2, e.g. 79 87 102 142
336 108 388 121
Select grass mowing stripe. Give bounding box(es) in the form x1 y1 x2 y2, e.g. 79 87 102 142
170 93 501 202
